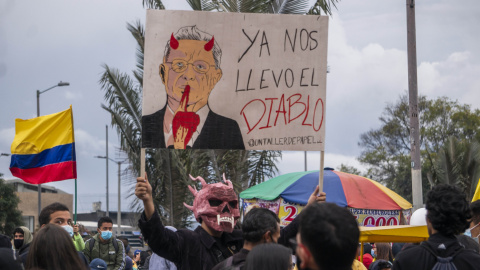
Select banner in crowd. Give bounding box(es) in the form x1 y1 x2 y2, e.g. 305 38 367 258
242 198 411 227
142 10 328 151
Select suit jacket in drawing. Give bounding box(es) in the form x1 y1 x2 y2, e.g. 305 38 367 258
142 105 245 149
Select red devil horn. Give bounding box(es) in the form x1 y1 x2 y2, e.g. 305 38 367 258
190 174 208 188
183 203 194 211
187 185 198 196
222 173 233 188
170 33 179 50
204 36 214 52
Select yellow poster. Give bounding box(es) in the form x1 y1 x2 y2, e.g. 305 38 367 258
278 199 305 227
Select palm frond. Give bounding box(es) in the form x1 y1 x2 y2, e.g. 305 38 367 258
268 0 310 14
142 0 165 10
201 0 218 11
99 64 142 130
127 21 145 85
186 0 203 11
220 0 271 13
307 0 340 16
247 150 281 187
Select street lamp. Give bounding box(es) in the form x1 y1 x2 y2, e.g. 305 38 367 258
94 155 126 235
36 81 70 216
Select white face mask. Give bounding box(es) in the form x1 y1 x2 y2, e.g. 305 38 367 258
62 225 74 237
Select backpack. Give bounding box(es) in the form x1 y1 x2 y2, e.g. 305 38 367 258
88 236 119 254
421 242 464 270
222 256 241 270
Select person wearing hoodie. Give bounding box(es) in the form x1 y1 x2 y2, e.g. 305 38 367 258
83 216 125 270
13 226 33 258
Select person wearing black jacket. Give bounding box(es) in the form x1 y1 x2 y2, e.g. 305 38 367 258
135 174 325 270
393 184 480 269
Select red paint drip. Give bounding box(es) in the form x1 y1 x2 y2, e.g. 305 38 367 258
172 85 200 148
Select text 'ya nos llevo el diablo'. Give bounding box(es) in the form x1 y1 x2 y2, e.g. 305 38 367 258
142 11 328 151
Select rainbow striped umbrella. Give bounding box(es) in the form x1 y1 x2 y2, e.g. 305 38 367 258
240 169 412 210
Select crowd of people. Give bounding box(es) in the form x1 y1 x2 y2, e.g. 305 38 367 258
1 178 480 269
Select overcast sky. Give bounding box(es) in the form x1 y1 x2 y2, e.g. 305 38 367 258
1 0 479 213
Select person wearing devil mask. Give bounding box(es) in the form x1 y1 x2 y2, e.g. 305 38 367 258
135 173 326 270
141 25 245 150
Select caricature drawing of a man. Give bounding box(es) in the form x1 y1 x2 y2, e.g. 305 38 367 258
142 26 245 149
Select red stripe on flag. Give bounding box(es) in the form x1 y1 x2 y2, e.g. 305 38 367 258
10 161 77 185
338 173 401 210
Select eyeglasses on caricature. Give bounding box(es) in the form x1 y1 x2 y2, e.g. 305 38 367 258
167 59 216 74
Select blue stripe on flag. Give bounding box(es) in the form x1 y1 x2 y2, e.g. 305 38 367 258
10 143 76 169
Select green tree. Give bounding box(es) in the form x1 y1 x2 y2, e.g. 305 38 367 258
100 0 336 227
0 174 23 236
358 94 480 201
337 163 363 176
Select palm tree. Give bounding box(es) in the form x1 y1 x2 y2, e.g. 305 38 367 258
430 137 480 200
100 0 337 227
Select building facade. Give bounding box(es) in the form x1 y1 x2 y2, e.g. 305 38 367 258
6 178 73 232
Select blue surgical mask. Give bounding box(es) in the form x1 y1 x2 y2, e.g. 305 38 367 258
101 230 112 240
62 225 74 237
371 249 376 258
465 223 480 238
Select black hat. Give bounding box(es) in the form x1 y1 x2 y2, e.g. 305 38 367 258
0 234 11 249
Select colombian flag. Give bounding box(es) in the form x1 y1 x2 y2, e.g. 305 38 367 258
9 107 76 184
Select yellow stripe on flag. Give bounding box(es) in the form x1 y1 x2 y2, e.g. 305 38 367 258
11 107 74 154
472 178 480 202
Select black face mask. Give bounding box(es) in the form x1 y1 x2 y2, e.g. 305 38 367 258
14 239 24 249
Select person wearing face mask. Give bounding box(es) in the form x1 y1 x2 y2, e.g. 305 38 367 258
12 226 33 258
83 216 125 270
19 202 90 269
467 200 480 243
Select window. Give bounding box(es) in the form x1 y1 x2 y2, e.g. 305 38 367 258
22 216 34 232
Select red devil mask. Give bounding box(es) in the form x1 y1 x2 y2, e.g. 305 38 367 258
184 174 240 233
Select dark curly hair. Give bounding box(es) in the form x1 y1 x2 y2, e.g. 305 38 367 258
426 184 471 236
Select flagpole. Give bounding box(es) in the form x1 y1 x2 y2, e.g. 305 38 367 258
71 105 77 224
36 90 42 218
35 81 70 218
74 178 77 223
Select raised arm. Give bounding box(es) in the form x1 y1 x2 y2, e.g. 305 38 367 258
135 173 155 220
135 173 184 264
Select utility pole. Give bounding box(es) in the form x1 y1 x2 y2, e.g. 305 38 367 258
406 0 423 210
106 125 109 217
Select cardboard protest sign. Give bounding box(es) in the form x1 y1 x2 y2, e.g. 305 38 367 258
142 10 328 150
